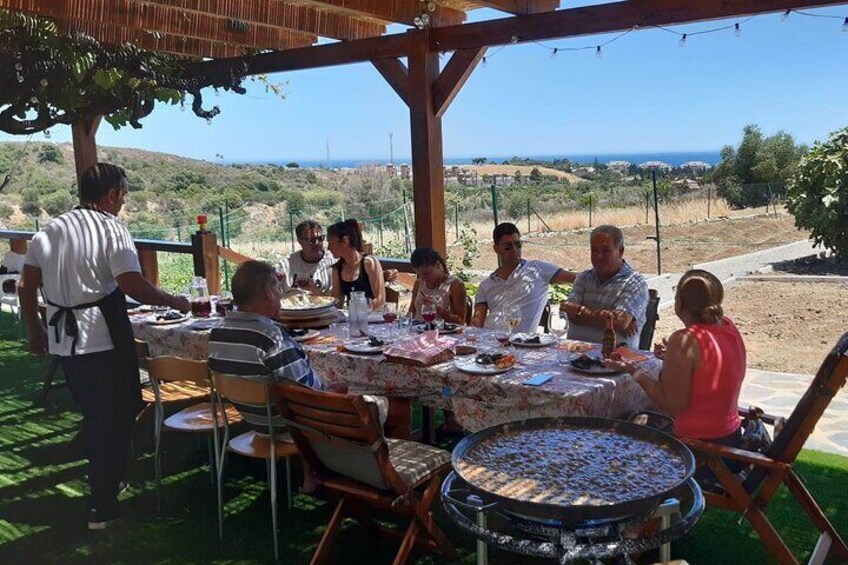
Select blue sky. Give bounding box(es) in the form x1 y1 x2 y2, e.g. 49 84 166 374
2 6 847 163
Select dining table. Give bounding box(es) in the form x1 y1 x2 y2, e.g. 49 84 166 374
130 311 656 435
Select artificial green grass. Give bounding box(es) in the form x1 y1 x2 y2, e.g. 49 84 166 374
0 310 846 564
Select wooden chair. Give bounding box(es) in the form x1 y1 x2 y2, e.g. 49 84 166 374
639 288 660 351
210 373 299 561
145 356 242 511
681 331 848 564
275 382 457 565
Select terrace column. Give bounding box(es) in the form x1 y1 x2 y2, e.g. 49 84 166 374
71 116 102 184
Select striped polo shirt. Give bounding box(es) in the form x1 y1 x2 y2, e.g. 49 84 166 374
208 310 321 389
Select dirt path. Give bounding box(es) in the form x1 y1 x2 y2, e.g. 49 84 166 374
654 280 848 374
458 213 807 274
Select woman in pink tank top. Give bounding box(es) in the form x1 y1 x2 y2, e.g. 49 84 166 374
607 269 746 442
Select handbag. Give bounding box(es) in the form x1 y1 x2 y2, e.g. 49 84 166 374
739 406 773 453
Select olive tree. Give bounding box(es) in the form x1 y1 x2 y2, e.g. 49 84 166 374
786 127 848 260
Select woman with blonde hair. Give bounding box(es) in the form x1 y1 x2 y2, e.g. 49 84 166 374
606 269 746 444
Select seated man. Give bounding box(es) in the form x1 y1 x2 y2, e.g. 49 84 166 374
472 222 575 334
560 225 648 349
277 219 336 295
209 261 409 488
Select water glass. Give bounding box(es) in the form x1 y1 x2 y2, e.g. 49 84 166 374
329 322 349 342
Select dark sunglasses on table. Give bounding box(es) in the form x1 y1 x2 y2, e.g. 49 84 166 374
299 235 325 244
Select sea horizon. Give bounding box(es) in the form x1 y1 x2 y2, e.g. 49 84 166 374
232 150 722 169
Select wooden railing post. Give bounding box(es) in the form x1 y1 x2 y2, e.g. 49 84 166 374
191 231 220 294
137 248 159 287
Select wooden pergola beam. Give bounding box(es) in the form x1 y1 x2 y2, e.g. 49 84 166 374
371 58 410 107
469 0 559 15
189 0 848 78
1 0 317 52
300 0 466 27
433 0 848 50
432 47 487 118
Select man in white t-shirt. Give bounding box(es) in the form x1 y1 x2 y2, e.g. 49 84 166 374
472 223 576 334
278 219 335 295
18 163 189 530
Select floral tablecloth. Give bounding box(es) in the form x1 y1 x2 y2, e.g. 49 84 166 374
131 314 655 432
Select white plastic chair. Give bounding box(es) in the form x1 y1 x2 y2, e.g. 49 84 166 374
0 274 21 336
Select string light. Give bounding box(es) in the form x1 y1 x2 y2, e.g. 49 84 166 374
550 47 558 59
781 9 791 22
679 33 687 47
595 45 602 59
735 23 742 37
481 56 487 68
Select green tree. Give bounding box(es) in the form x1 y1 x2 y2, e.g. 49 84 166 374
529 167 543 182
37 144 64 164
786 127 848 260
285 162 300 168
43 191 75 216
472 157 487 165
20 188 40 216
0 203 12 220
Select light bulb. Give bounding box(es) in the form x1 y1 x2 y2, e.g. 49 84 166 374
420 13 430 25
595 45 602 59
735 23 741 37
427 2 436 12
510 35 519 44
679 34 687 48
413 16 423 28
781 9 790 22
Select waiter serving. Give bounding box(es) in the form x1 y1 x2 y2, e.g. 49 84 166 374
18 163 189 530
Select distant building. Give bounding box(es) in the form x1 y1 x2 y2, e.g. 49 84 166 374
607 160 631 173
399 163 410 180
680 161 712 172
457 168 479 187
638 161 672 172
385 163 395 176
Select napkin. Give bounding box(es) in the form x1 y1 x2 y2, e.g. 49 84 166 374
383 331 456 366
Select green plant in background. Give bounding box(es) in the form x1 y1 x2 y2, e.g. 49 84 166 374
548 283 572 304
448 222 480 283
786 126 848 261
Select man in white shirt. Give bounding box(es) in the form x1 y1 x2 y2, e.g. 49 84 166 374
278 220 335 295
472 222 576 334
18 163 189 530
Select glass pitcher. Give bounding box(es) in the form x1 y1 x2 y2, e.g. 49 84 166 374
348 291 369 338
190 276 211 318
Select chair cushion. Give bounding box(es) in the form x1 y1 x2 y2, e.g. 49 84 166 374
386 439 450 487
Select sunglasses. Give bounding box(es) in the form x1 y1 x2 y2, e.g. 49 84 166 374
299 235 325 244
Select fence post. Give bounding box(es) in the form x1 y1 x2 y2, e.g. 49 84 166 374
218 206 230 291
402 189 411 254
588 194 593 228
652 170 662 275
289 208 296 252
707 185 711 219
526 198 531 233
138 248 159 287
379 218 384 249
35 219 39 231
766 183 775 217
645 191 650 224
490 184 499 228
455 203 459 242
176 223 182 242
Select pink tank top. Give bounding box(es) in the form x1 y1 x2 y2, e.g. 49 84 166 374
673 317 746 440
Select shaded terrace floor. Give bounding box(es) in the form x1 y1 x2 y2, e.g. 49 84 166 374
0 312 846 564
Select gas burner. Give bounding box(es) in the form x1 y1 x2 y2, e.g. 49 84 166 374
442 472 704 564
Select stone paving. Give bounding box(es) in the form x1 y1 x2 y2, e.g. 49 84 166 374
644 240 847 456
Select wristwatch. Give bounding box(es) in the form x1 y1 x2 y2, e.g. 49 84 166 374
573 305 584 321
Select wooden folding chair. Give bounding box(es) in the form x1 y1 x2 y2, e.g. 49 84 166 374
145 356 241 512
275 382 457 565
210 373 299 561
681 331 848 564
639 288 660 351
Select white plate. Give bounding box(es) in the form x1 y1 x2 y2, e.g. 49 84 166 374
414 323 462 335
454 357 515 375
569 359 620 376
289 329 320 343
343 339 387 354
510 333 557 347
147 315 188 326
279 295 337 312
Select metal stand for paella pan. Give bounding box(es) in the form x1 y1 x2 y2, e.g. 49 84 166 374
442 472 704 564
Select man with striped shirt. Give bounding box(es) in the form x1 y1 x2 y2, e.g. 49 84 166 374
208 260 320 390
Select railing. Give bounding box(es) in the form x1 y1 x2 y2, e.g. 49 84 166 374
0 229 414 294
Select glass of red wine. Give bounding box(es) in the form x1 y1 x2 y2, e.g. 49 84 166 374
493 320 511 347
191 297 212 318
383 303 398 339
421 302 437 331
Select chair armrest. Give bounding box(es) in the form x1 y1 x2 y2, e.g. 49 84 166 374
737 405 784 426
682 438 790 470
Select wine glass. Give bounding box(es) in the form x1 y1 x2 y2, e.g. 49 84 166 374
493 319 511 347
383 303 398 338
505 305 522 336
421 302 437 331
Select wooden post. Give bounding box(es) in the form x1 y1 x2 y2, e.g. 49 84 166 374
407 30 446 255
191 231 220 294
71 116 102 183
137 248 160 287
